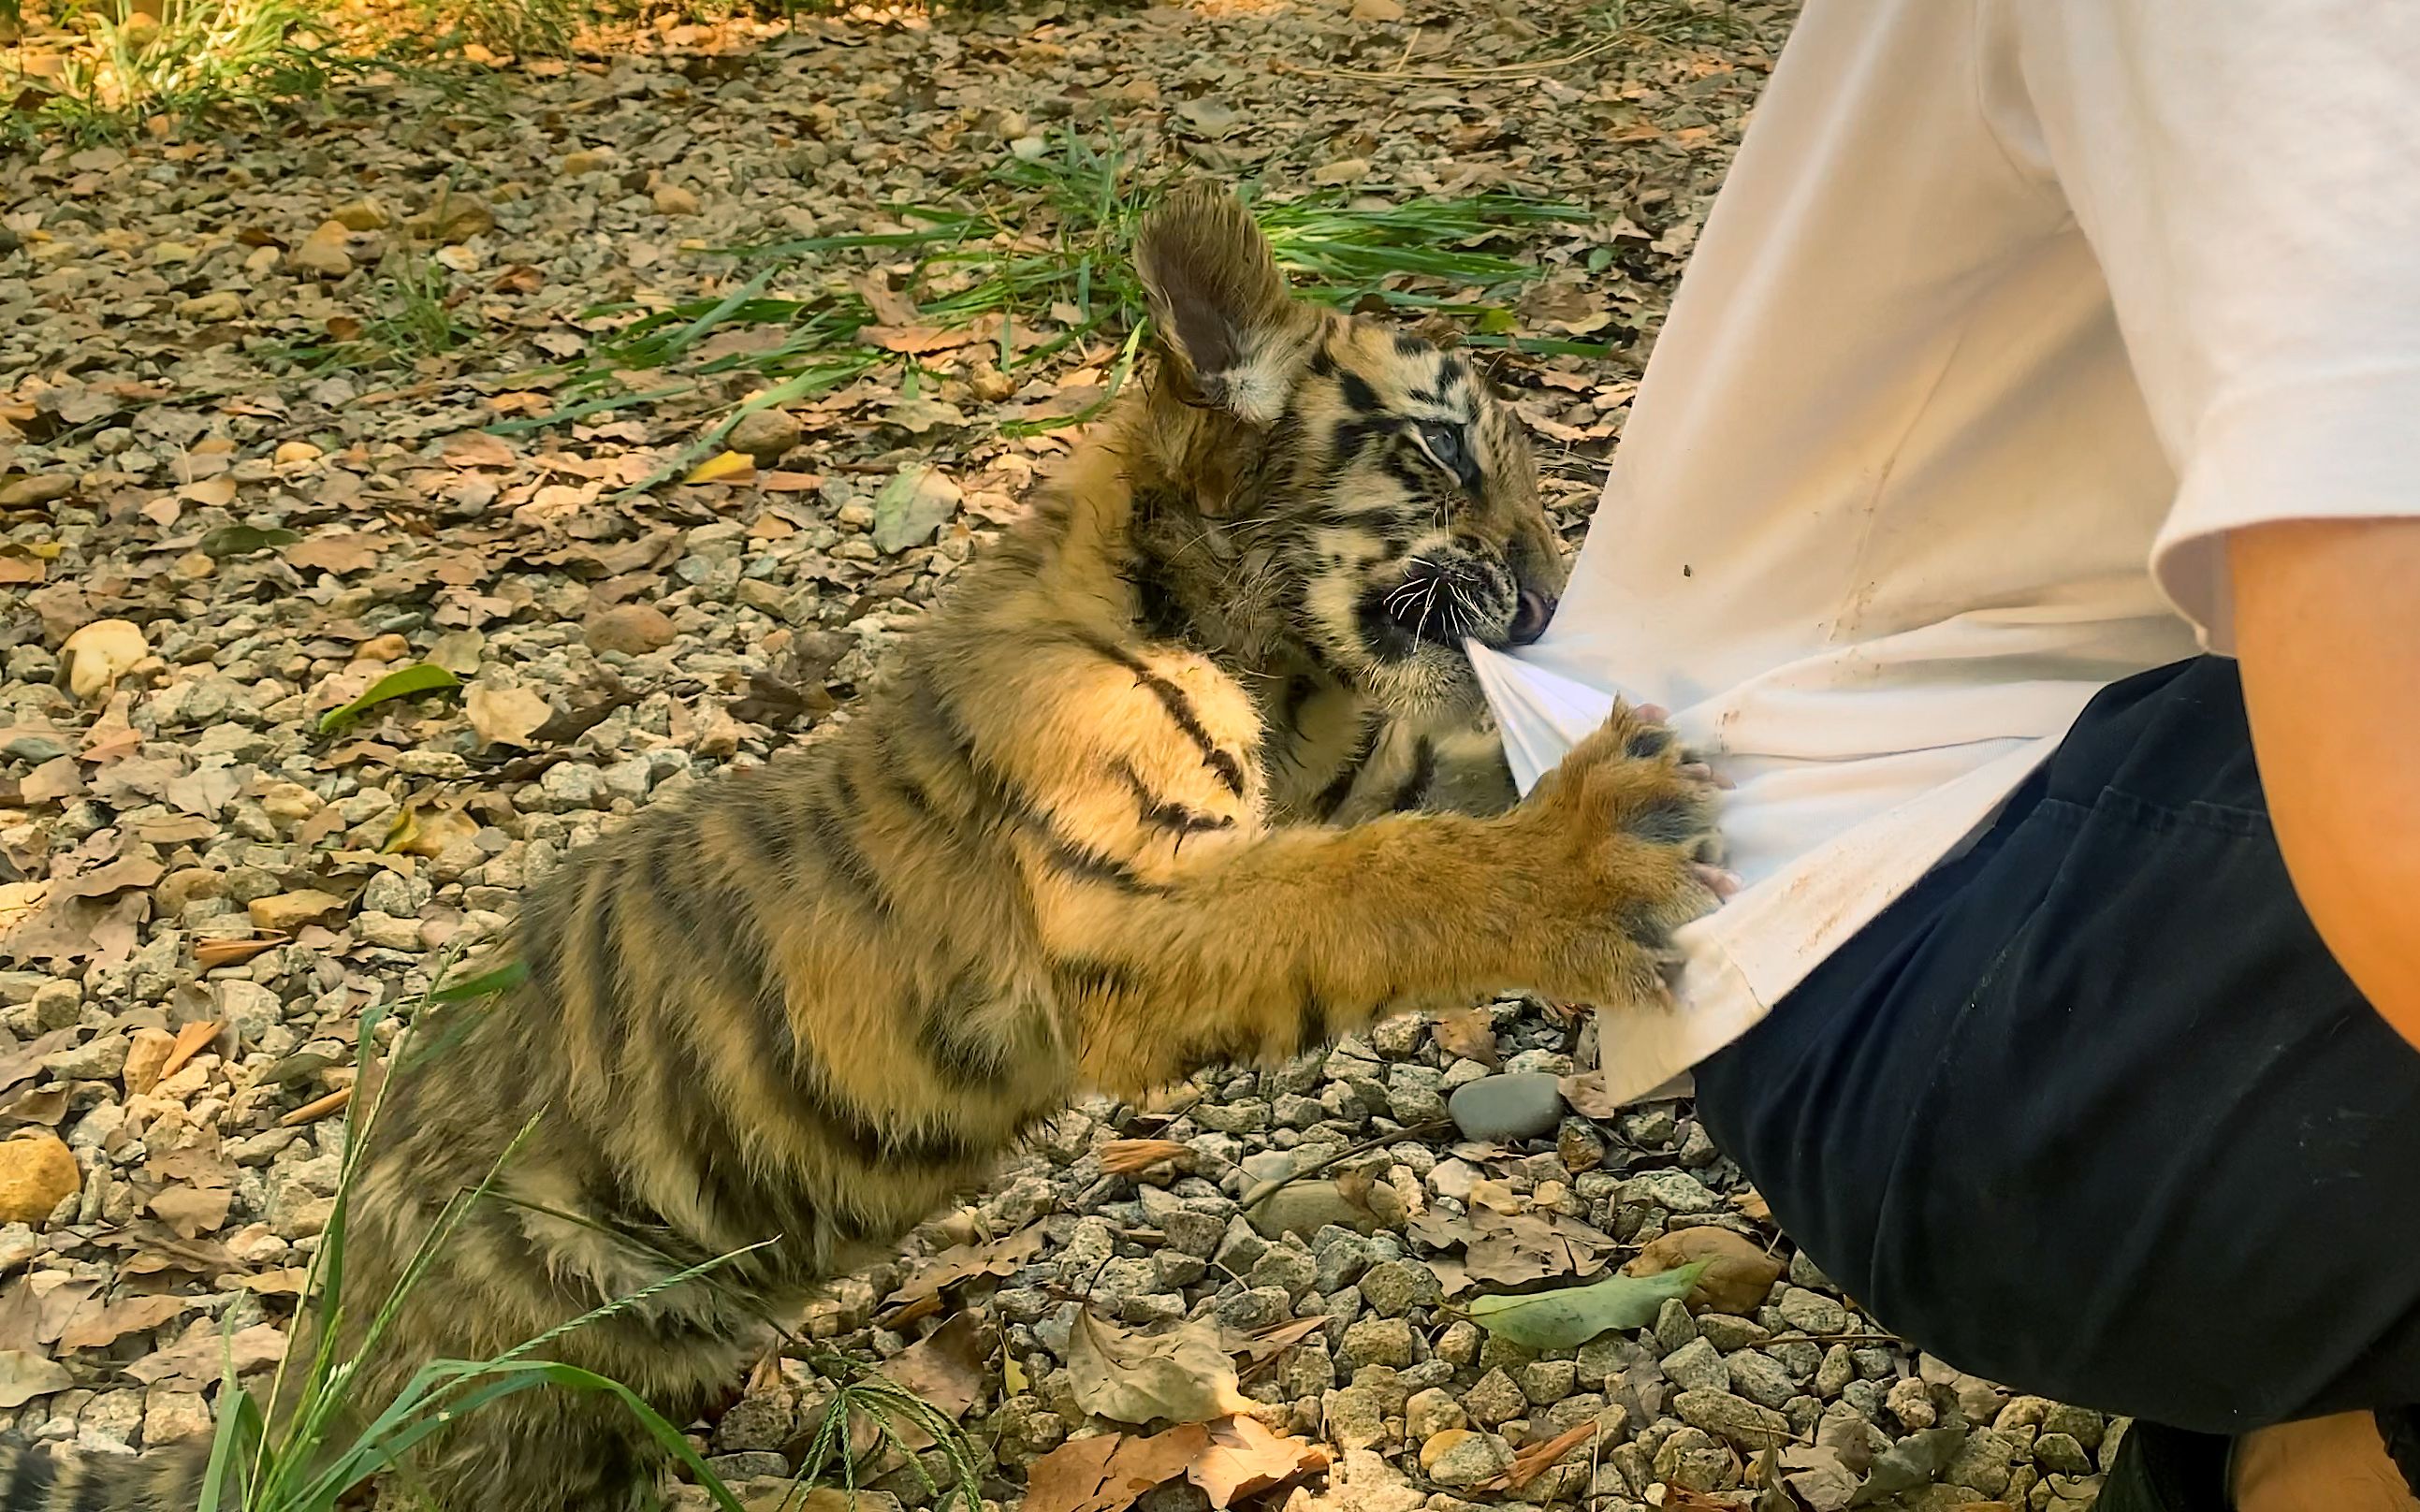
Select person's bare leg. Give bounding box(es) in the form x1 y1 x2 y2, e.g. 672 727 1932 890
2234 1414 2419 1512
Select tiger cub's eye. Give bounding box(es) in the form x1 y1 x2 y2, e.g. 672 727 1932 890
1414 419 1469 480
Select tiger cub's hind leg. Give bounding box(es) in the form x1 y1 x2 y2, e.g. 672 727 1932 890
387 1389 669 1512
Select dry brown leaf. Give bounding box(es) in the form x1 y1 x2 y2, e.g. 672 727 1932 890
876 1310 987 1447
0 1030 77 1094
0 1085 67 1127
283 532 390 575
195 937 285 970
32 1278 99 1345
148 1185 235 1239
392 805 479 860
1232 1316 1328 1367
155 1021 222 1084
57 856 162 900
1098 1139 1188 1177
1492 1419 1597 1490
882 1222 1042 1316
1066 1310 1251 1427
124 1321 284 1389
1622 1227 1783 1316
443 432 517 469
0 1349 71 1408
56 1292 191 1351
129 816 213 846
1187 1415 1329 1508
1023 1425 1211 1512
1431 1008 1499 1068
2 891 145 968
178 475 238 508
1557 1070 1632 1119
278 1087 352 1127
19 758 81 805
860 324 982 356
852 272 921 327
464 684 555 750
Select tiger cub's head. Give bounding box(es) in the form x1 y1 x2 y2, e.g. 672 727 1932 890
1131 182 1566 718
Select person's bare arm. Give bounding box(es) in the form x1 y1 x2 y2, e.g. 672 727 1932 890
2229 519 2420 1050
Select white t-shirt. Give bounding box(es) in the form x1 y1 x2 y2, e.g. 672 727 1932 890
1470 0 2420 1106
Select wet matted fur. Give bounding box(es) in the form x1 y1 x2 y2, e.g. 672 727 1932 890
0 183 1721 1512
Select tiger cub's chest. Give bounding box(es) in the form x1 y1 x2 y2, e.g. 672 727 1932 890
1253 672 1463 826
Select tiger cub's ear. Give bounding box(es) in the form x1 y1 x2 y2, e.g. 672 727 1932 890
1134 182 1319 425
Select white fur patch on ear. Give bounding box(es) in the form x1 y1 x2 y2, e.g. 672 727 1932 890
1213 334 1310 427
1134 182 1314 423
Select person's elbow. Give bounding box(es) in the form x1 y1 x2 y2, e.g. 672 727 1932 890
2230 517 2420 1050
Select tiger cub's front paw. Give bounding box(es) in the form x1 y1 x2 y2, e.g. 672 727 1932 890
1506 702 1732 1005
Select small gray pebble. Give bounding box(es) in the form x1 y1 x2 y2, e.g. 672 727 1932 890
1660 1337 1729 1395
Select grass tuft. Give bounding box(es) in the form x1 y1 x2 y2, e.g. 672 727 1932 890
409 0 581 60
197 955 977 1511
784 1353 985 1512
197 959 762 1512
12 0 359 142
508 132 1609 490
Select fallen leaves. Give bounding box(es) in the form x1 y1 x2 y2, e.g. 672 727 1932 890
875 1310 987 1437
154 1021 223 1084
1491 1419 1597 1491
0 1349 71 1408
1097 1139 1188 1177
1023 1416 1329 1512
1024 1425 1210 1512
194 936 286 970
1408 1195 1619 1289
1623 1227 1783 1316
861 324 985 356
123 1320 285 1391
55 1293 191 1351
1430 1007 1500 1068
870 465 962 554
1188 1415 1329 1508
148 1182 235 1238
1065 1310 1251 1427
283 531 391 575
882 1222 1042 1322
316 663 461 733
683 449 757 485
1464 1262 1707 1348
464 683 556 749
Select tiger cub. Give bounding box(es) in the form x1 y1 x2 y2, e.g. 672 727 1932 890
0 183 1722 1512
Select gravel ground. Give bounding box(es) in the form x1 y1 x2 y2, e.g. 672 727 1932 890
0 0 2109 1507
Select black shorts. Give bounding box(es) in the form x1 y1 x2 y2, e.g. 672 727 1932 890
1695 656 2420 1432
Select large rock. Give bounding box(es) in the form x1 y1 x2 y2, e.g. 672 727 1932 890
726 407 804 461
286 222 354 279
1673 1388 1792 1451
1445 1071 1566 1142
585 604 678 656
0 1133 80 1225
